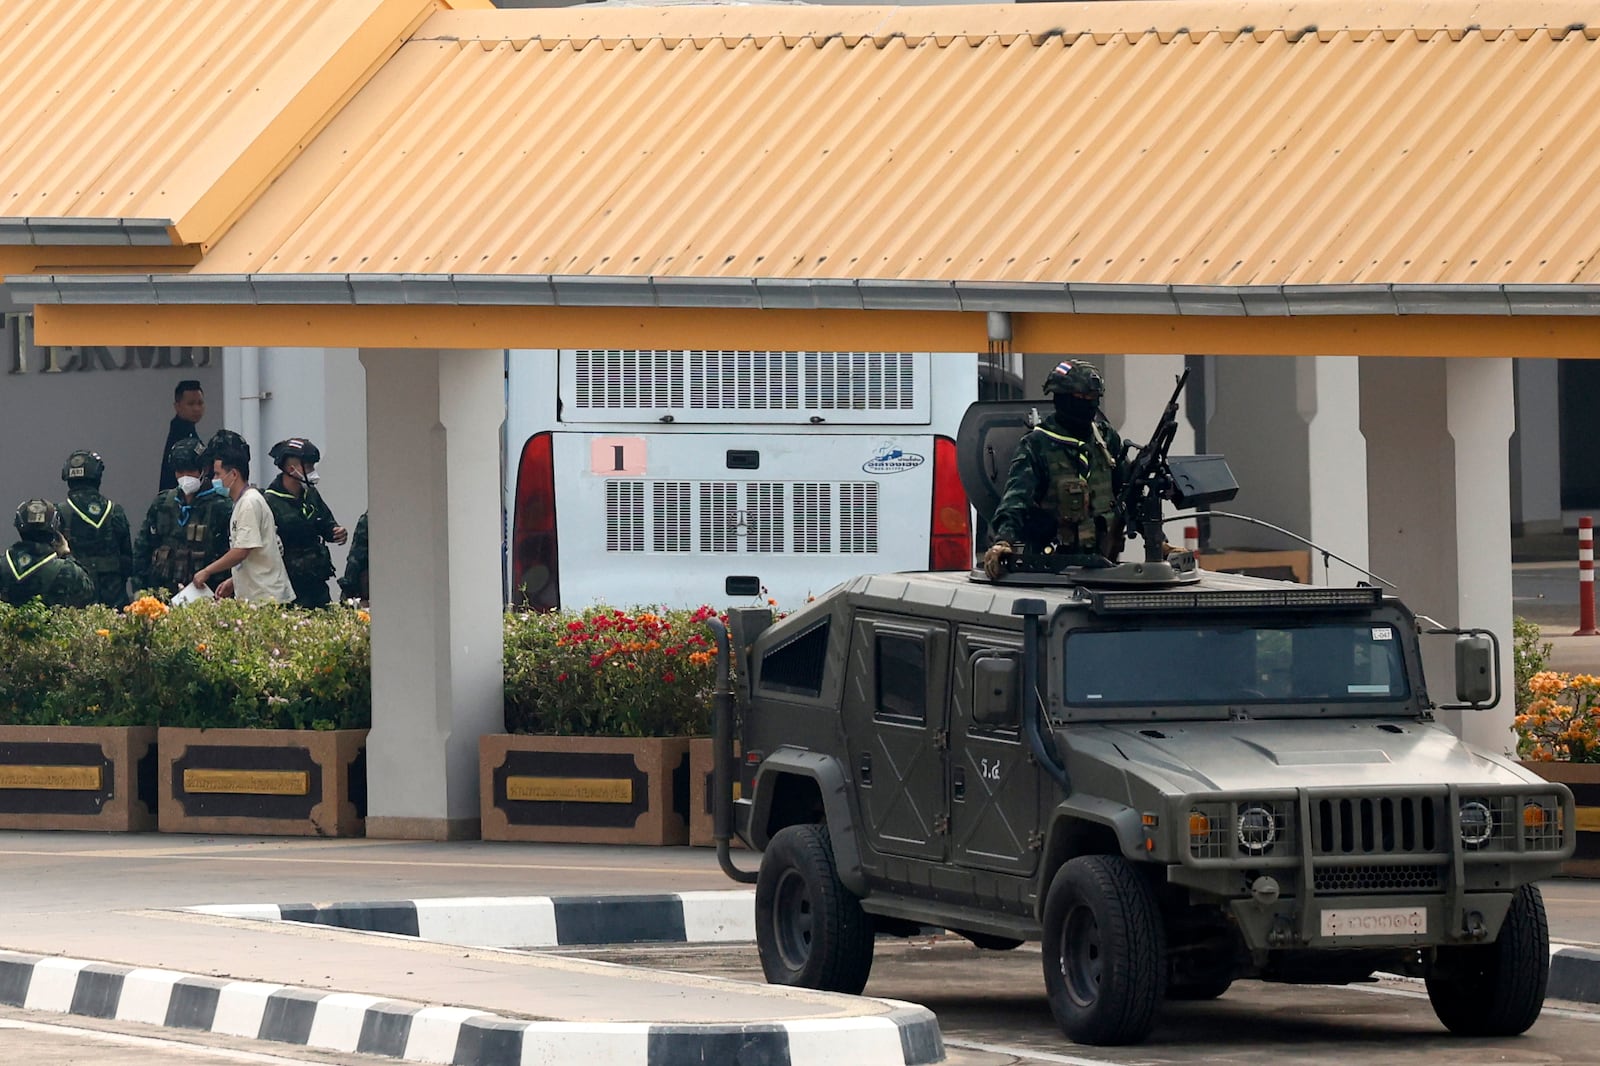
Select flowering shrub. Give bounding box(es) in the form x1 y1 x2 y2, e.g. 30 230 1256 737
1515 671 1600 762
0 599 371 731
1513 617 1553 715
504 605 722 737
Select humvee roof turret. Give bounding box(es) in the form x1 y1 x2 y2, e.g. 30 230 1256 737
710 400 1574 1048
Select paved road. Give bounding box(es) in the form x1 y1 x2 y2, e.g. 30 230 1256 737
566 936 1600 1066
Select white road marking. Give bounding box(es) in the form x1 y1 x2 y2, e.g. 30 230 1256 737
944 1038 1132 1065
0 1015 333 1063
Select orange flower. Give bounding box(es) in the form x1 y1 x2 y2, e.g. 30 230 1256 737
357 610 371 624
95 628 110 637
196 643 207 652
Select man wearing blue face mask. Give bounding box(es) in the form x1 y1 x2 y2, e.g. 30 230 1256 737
133 438 233 595
263 438 347 608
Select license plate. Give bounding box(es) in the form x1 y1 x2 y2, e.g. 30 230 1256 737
1321 907 1427 937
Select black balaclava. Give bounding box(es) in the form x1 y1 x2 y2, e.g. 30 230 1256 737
1053 393 1099 431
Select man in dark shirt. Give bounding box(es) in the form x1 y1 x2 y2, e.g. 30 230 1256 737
157 380 205 492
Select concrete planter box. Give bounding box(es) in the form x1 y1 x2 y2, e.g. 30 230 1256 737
480 735 691 846
1520 760 1600 877
688 736 745 849
0 725 157 832
158 727 367 837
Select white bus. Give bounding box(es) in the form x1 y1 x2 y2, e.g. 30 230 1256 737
505 349 978 610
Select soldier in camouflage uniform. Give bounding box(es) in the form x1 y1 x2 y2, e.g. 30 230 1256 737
57 450 133 607
984 361 1126 579
133 438 233 595
339 511 369 602
264 438 347 608
1 499 95 607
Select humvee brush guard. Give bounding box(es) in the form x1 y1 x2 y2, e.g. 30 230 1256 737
710 391 1574 1047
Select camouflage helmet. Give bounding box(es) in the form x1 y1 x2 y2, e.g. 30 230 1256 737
268 437 321 468
1042 360 1105 399
14 498 61 542
167 437 206 474
203 429 250 468
61 449 105 485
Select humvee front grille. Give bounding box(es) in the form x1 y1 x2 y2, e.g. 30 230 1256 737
1314 796 1441 856
1313 864 1442 894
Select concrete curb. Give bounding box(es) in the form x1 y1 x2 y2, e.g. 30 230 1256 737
0 949 943 1066
189 890 756 949
1548 944 1600 1004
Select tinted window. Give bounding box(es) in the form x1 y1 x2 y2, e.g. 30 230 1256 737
1065 624 1409 706
760 619 830 698
875 633 926 723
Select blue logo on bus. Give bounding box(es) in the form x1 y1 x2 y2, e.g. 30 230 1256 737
862 446 925 474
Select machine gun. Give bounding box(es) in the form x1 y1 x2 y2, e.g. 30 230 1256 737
1115 369 1238 563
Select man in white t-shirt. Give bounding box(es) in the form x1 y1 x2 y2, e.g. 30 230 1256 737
191 438 293 604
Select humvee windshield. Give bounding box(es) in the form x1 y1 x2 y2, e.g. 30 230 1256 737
1064 622 1410 710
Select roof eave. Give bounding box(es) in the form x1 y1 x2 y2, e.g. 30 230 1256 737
0 219 177 248
9 274 1600 317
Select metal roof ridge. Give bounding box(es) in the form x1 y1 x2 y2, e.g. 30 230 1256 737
11 274 1600 317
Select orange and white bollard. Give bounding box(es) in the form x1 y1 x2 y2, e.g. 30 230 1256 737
1183 525 1199 553
1579 516 1598 637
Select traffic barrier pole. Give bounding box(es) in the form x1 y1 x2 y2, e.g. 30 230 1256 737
1579 516 1598 637
1184 525 1199 553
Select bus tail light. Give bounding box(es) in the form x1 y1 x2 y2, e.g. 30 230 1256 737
929 434 972 571
513 432 560 609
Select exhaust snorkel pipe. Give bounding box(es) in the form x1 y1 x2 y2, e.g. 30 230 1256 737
1013 598 1070 793
707 618 758 883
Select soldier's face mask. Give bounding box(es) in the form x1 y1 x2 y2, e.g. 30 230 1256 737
1054 392 1099 425
177 475 203 496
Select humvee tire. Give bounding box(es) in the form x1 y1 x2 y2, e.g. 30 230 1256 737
755 823 875 994
1042 855 1166 1046
1426 883 1549 1036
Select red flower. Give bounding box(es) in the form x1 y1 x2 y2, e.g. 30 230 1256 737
589 654 604 669
661 671 676 683
664 646 679 656
557 672 569 682
566 620 586 633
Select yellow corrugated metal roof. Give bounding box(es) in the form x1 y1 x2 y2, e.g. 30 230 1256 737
193 0 1600 288
0 0 464 254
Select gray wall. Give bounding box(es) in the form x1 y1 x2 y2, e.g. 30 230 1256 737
0 312 223 529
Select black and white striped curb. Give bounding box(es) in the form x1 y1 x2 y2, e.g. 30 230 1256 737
191 890 756 949
0 950 944 1066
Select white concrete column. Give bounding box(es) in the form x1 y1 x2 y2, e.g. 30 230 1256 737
360 347 505 840
1446 358 1516 752
1298 357 1369 584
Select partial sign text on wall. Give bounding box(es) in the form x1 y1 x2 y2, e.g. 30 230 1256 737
4 313 212 375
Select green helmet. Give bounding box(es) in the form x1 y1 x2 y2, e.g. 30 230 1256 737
61 450 105 485
14 498 61 542
168 438 206 474
204 429 250 468
1042 360 1105 399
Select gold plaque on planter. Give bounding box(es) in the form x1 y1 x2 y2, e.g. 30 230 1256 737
506 776 633 804
0 765 102 791
183 769 310 796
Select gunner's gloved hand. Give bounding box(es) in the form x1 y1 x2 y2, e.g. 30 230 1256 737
982 540 1015 580
50 531 71 559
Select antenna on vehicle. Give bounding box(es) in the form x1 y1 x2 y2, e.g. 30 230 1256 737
1163 510 1398 590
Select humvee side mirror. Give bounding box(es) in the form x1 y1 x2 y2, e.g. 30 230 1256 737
1422 625 1501 711
1454 634 1494 707
973 656 1019 727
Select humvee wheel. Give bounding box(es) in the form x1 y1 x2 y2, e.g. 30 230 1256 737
755 823 875 994
1042 855 1166 1046
1426 883 1549 1036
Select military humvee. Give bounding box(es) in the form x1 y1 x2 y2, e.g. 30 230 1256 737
709 397 1576 1047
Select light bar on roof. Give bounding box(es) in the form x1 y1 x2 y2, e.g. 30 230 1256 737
1087 587 1383 614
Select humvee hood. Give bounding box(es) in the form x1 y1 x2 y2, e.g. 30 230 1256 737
1069 718 1541 795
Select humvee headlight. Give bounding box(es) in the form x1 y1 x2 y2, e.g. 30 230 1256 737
1458 800 1494 848
1236 804 1277 854
1188 810 1212 839
1523 802 1548 832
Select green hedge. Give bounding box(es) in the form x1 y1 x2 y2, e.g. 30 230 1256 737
0 598 725 737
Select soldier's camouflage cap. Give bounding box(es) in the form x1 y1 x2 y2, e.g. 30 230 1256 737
1043 360 1105 398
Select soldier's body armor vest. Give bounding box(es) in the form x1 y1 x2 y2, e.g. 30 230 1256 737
2 545 65 605
265 485 335 590
1034 421 1119 553
147 491 228 590
61 490 122 580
